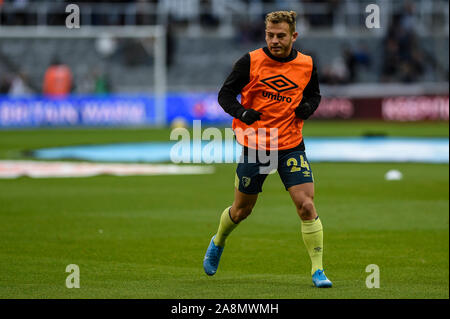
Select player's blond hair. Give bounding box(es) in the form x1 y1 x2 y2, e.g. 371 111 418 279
265 11 297 34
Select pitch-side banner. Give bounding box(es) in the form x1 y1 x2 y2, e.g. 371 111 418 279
311 95 449 121
0 94 235 128
0 95 155 127
0 94 448 127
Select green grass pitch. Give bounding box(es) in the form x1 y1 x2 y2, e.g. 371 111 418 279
0 121 448 299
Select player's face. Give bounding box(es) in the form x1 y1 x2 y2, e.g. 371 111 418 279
265 22 298 58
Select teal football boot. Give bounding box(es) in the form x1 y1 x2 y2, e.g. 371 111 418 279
203 235 224 276
312 269 332 288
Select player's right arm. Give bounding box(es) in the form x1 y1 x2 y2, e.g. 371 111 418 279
218 54 261 125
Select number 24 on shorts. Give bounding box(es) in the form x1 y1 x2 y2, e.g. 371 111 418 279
286 155 310 172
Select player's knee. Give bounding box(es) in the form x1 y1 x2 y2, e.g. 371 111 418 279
232 204 254 223
297 200 316 220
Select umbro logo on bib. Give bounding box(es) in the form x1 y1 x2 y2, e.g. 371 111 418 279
260 74 298 93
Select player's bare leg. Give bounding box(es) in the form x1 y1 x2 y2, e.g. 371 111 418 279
203 188 258 276
229 188 258 223
288 183 332 287
288 182 317 220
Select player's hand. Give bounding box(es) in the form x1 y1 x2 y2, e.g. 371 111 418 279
295 102 314 120
240 109 262 125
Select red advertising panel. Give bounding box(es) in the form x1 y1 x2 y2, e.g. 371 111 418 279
311 95 449 121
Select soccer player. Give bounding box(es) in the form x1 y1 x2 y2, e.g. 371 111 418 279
203 11 332 288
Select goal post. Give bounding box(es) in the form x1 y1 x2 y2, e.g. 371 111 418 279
0 26 167 126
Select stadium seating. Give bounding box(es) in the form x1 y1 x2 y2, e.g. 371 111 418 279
0 34 447 93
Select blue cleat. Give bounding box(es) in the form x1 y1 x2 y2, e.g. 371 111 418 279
312 269 332 288
203 235 224 276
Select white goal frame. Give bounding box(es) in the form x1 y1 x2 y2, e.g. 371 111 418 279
0 26 167 126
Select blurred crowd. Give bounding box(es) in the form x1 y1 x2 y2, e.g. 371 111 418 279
318 44 371 85
0 0 447 96
317 1 444 84
380 1 438 83
0 60 112 97
0 0 342 27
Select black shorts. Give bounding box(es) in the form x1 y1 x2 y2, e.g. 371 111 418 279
235 148 314 194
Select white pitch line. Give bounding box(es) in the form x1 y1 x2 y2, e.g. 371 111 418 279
0 160 215 179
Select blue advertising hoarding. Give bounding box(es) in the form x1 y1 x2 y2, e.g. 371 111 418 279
0 93 232 128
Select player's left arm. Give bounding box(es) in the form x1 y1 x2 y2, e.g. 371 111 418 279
295 61 321 120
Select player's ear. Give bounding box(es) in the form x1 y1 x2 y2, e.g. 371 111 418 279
292 31 298 41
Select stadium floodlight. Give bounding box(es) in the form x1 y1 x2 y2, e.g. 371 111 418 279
0 26 167 126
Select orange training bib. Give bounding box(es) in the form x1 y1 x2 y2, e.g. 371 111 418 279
232 48 313 150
